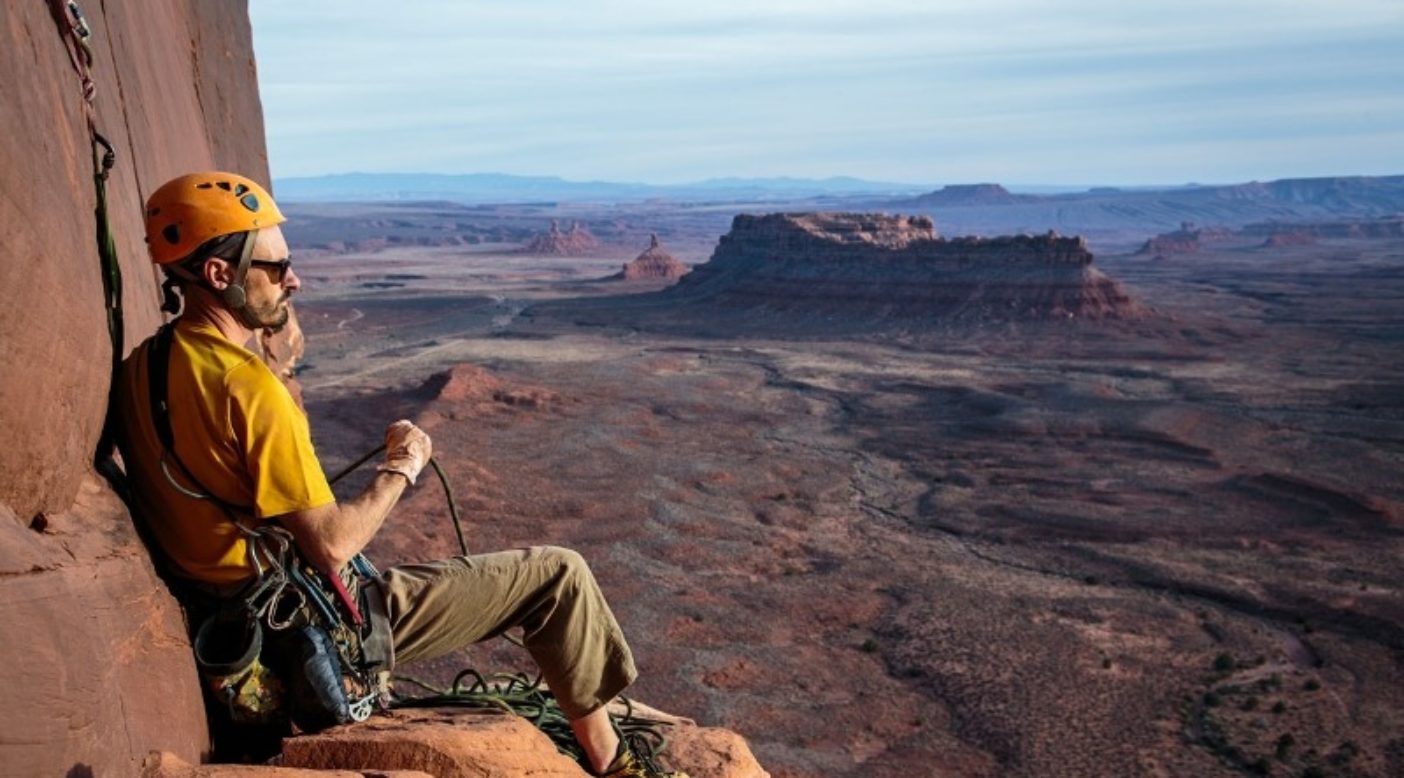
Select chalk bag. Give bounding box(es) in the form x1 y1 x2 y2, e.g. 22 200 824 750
193 611 285 725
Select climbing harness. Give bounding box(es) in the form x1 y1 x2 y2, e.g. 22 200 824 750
146 322 389 731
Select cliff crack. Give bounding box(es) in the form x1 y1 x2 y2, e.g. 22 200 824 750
97 0 146 200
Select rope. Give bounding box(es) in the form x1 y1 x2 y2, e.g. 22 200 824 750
328 445 469 558
390 671 674 773
49 0 126 469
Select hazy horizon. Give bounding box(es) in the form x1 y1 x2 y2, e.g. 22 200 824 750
271 169 1404 192
250 1 1404 187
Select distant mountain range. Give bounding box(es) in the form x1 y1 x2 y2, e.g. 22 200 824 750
272 172 930 203
274 172 1404 217
893 176 1404 241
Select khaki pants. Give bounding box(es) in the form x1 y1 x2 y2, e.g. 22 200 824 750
375 546 637 719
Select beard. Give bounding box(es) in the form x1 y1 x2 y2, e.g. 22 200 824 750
239 293 291 332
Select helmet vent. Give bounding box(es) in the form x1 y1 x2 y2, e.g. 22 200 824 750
162 225 181 245
216 181 232 191
196 183 213 189
240 194 261 212
234 183 249 196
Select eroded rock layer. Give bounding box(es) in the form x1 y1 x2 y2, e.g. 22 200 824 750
616 233 690 280
520 219 601 255
665 213 1143 322
1135 222 1236 257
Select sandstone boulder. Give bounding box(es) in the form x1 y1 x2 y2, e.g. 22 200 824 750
142 750 433 777
280 709 769 778
280 710 589 777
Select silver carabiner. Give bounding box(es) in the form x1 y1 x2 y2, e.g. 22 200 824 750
348 692 376 722
264 582 306 631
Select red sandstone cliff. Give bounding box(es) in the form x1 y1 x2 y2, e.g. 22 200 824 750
664 213 1143 322
0 3 279 773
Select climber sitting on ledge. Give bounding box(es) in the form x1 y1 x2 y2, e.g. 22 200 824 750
113 171 677 778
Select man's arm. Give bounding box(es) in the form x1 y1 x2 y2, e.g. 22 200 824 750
276 419 432 573
278 470 407 573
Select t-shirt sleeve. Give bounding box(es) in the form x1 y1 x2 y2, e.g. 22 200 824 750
225 360 336 518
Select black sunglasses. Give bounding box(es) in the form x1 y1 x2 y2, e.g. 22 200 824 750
250 258 293 282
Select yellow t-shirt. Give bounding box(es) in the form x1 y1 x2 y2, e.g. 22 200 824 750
116 318 335 585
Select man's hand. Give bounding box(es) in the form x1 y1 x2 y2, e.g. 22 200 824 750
377 419 433 485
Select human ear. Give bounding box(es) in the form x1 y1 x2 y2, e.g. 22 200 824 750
201 257 234 290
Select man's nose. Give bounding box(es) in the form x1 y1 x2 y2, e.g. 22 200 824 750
283 265 302 291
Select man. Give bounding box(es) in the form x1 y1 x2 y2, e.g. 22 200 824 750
115 171 676 778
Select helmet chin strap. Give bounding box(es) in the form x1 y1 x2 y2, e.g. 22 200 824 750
222 229 264 329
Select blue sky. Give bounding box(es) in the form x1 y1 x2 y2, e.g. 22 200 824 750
249 0 1404 186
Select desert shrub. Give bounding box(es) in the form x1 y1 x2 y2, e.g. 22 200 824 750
1213 653 1236 672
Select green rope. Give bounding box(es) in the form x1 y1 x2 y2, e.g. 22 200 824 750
390 671 674 773
92 132 124 468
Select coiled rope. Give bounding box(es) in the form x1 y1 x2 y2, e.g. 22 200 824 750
392 670 672 772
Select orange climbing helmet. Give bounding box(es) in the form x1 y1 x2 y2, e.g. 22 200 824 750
143 171 286 264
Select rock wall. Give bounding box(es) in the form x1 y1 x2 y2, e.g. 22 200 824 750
666 213 1143 322
0 2 273 774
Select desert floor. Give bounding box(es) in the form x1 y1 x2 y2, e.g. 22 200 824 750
291 236 1404 777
